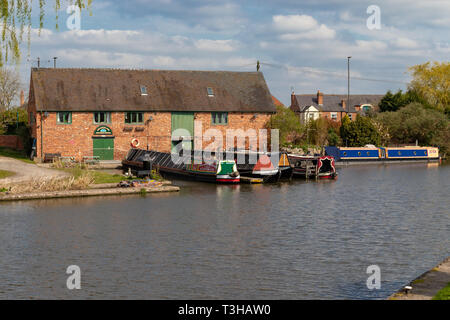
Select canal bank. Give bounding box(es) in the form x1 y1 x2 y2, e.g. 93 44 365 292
0 161 448 299
389 257 450 300
0 184 180 202
0 156 179 201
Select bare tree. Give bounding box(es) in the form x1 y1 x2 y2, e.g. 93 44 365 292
0 68 21 111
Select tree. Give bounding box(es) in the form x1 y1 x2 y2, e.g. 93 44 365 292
408 61 450 114
0 0 92 66
0 67 20 111
327 127 341 146
0 106 28 134
340 115 381 147
267 105 304 146
376 102 449 152
307 117 339 147
379 89 417 112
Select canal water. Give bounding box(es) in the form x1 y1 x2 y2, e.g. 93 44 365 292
0 162 448 299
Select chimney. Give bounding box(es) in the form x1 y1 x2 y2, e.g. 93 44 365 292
20 90 25 106
341 99 346 110
317 90 323 105
291 92 296 108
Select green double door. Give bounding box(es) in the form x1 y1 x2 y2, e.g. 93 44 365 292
171 112 194 153
93 138 114 160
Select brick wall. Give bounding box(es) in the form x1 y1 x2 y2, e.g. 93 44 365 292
0 135 24 150
194 112 272 151
31 111 272 161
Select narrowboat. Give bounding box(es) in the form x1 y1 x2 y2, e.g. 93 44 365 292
218 150 292 183
122 149 240 183
381 146 440 161
325 146 440 163
325 146 382 162
288 155 338 179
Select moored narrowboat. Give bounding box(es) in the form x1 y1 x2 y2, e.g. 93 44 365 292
381 146 440 160
325 146 381 161
288 154 337 179
325 146 440 163
221 150 292 183
122 149 240 183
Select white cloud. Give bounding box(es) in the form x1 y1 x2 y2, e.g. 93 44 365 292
273 15 319 32
55 49 145 67
279 25 336 40
273 15 336 40
393 37 419 49
355 40 388 51
194 39 237 52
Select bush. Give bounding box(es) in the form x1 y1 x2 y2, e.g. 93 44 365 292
376 102 450 153
268 105 304 146
327 128 341 146
0 107 28 134
340 115 381 147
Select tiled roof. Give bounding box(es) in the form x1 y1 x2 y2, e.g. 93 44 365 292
291 94 384 113
30 68 276 113
272 95 284 107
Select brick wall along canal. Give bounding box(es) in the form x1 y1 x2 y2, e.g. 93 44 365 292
0 162 449 299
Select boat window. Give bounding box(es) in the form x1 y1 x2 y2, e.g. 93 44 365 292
358 152 361 156
367 152 370 156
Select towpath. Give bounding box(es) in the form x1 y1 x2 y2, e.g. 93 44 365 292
0 156 68 184
390 257 450 300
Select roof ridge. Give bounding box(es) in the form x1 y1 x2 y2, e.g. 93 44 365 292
32 67 260 74
296 93 384 96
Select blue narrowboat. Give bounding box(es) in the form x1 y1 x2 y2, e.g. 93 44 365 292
325 146 381 161
325 146 440 163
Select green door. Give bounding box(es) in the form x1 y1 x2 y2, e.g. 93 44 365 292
171 112 194 153
93 138 114 160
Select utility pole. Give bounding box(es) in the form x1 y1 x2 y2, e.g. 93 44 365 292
37 57 40 68
53 57 58 68
347 56 351 117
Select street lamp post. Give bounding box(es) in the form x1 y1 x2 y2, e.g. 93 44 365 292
347 56 351 117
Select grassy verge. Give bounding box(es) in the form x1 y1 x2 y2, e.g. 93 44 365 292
0 169 15 179
61 166 163 184
432 282 450 300
0 147 34 164
61 167 128 184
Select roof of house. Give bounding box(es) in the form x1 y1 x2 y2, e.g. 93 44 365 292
30 68 276 113
271 95 284 107
291 94 384 113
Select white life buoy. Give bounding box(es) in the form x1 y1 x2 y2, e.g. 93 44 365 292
131 138 140 148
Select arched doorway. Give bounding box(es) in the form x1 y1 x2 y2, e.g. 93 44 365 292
93 126 115 160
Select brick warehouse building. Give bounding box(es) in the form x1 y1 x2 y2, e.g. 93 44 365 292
27 68 276 161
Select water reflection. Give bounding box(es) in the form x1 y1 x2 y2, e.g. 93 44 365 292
0 162 448 299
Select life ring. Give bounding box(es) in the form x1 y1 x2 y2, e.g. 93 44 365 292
131 138 140 148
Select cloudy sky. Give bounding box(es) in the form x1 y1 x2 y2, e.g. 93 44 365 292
14 0 450 105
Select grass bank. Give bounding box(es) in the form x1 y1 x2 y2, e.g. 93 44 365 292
0 147 34 164
63 167 128 184
389 257 450 300
0 169 15 179
433 282 450 300
59 165 164 185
